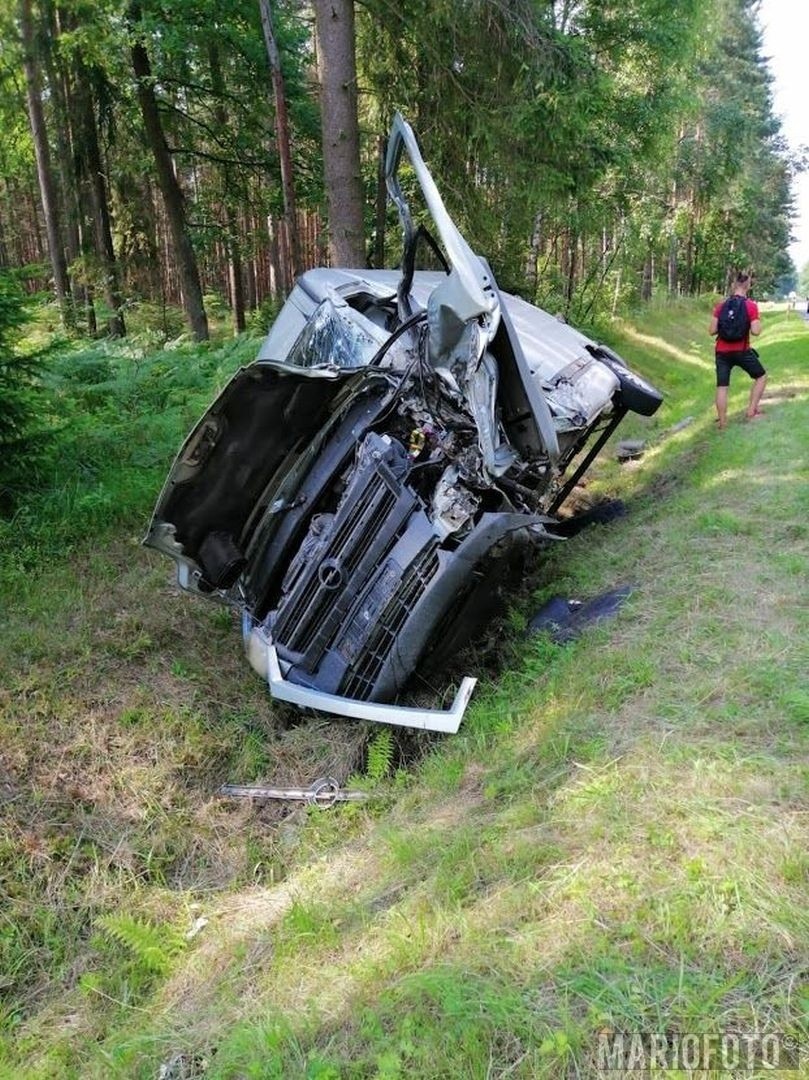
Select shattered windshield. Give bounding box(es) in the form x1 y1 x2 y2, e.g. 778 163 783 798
286 298 380 370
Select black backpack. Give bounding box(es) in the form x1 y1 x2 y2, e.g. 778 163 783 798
717 295 750 342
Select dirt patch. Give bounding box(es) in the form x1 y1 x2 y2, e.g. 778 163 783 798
762 385 804 402
633 447 701 503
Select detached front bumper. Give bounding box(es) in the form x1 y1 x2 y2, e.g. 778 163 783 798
243 617 476 734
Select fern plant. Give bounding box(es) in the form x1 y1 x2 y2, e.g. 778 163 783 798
364 729 394 785
96 912 184 977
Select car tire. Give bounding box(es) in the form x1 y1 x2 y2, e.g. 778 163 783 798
594 346 663 417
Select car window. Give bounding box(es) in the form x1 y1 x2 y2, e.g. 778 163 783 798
285 298 380 370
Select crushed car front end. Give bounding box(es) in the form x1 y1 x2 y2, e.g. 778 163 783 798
145 115 661 732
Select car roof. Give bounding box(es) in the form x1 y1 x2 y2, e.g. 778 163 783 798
258 267 598 386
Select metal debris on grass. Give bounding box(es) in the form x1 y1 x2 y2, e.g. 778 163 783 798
219 776 369 808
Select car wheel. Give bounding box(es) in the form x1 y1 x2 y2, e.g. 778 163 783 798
594 346 663 417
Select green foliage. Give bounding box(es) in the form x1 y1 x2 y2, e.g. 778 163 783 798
247 293 284 335
364 729 394 784
95 912 185 976
0 274 43 510
0 326 257 589
358 0 790 315
345 729 395 802
681 0 791 292
348 967 552 1075
0 0 794 337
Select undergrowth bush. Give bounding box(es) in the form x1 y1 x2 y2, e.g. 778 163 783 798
0 274 44 512
0 319 260 589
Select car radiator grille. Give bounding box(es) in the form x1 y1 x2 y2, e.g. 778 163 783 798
339 545 440 701
271 433 437 695
273 480 401 658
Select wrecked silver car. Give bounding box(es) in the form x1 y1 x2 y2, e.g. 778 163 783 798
145 114 662 733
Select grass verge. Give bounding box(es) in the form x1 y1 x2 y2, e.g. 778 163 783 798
1 301 807 1078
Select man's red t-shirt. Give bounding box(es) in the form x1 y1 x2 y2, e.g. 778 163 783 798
713 297 759 353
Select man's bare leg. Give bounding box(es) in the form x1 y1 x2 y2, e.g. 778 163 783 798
715 385 729 429
746 374 767 418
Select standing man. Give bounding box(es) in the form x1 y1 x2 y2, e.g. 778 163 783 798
709 272 766 429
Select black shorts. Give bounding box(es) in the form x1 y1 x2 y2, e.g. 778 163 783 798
715 348 766 387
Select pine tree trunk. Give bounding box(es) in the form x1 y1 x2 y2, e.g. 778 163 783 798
267 215 280 298
41 4 94 331
20 0 72 325
142 179 163 304
74 62 126 336
26 183 45 262
564 230 577 315
258 0 300 281
209 43 245 333
641 251 653 302
313 0 365 267
129 4 208 341
244 209 257 310
525 211 542 296
667 233 678 297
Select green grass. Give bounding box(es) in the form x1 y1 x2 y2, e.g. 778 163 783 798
1 300 808 1078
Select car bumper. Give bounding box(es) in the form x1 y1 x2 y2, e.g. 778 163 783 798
243 616 476 733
